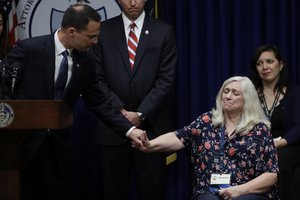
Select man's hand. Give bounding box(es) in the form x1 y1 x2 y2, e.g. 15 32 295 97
121 108 141 127
128 128 146 147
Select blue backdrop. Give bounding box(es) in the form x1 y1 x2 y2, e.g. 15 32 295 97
157 0 300 199
71 1 300 200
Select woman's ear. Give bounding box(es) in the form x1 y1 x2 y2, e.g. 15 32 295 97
280 62 284 71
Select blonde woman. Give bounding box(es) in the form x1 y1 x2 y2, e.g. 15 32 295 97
133 76 279 200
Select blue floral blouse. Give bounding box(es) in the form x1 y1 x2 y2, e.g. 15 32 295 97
176 112 279 199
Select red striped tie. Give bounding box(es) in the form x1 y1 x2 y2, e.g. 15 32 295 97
128 23 138 70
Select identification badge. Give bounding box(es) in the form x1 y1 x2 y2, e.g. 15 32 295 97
210 174 231 185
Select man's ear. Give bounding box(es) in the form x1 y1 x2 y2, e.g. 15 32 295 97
69 27 77 38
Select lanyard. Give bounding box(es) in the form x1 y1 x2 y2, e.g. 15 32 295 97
220 127 226 155
258 89 280 120
216 127 227 172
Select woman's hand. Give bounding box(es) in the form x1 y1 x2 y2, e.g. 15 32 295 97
274 137 288 148
219 185 245 200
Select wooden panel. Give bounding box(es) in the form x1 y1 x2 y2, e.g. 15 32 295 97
0 170 19 200
0 100 73 130
0 100 73 200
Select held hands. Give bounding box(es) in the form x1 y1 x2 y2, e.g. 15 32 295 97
128 128 146 147
120 108 150 151
130 130 152 152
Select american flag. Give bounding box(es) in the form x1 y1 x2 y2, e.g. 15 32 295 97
1 0 19 47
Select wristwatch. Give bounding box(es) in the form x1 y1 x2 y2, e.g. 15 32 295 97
137 112 146 121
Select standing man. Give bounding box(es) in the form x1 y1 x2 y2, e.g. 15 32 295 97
2 3 144 200
93 0 178 199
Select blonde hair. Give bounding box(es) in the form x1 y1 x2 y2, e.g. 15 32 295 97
211 76 270 135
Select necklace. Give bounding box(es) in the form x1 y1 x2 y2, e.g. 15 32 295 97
258 89 280 120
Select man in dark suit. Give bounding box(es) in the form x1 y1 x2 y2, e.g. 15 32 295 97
2 4 144 200
93 0 178 199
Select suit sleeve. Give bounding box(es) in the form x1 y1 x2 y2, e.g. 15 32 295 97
80 51 133 136
137 25 178 120
91 42 125 110
3 39 28 67
282 85 300 145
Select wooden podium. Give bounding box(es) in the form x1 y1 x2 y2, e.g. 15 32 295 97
0 100 73 200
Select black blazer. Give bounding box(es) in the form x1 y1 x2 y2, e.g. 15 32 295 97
278 84 300 144
94 14 178 145
3 33 132 135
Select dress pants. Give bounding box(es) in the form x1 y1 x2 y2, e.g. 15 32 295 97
20 130 70 200
98 143 166 200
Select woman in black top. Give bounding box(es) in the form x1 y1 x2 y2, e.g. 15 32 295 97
250 44 300 200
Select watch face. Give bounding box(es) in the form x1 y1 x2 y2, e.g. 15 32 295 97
137 112 145 121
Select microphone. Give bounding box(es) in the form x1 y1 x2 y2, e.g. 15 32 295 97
8 62 22 95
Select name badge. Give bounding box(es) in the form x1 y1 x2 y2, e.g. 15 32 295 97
210 174 231 185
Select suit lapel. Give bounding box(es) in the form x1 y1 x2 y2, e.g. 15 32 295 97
42 35 82 99
67 50 81 90
114 15 153 75
43 35 56 98
132 16 152 74
114 16 132 75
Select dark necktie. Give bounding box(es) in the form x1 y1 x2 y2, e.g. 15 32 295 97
54 50 69 99
128 23 138 70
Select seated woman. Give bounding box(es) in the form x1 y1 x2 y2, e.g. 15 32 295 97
133 76 279 200
250 44 300 200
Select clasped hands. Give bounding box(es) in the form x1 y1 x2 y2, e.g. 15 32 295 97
120 108 150 151
128 129 151 152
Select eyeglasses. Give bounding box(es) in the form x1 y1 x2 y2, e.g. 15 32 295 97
86 33 99 41
76 29 100 41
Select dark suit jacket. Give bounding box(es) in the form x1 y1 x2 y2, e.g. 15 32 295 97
94 14 178 145
3 33 132 137
274 84 300 200
276 84 300 145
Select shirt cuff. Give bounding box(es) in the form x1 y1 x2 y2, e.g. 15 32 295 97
126 126 136 137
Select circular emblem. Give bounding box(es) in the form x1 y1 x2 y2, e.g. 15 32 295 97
16 0 121 40
0 102 15 128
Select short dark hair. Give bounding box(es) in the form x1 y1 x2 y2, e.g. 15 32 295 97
61 4 101 31
250 44 288 94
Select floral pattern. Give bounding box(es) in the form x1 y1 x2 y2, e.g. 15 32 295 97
176 112 279 199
